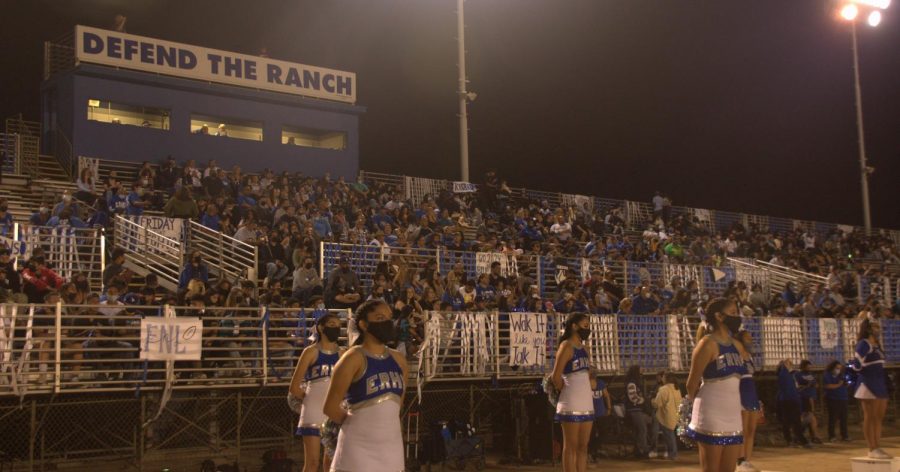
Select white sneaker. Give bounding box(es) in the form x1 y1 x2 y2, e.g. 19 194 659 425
868 449 892 459
648 451 658 459
737 461 761 472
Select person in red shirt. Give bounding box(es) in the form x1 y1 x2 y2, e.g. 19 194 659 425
22 256 64 304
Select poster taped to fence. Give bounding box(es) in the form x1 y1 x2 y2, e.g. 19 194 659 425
475 252 517 277
819 318 839 350
509 312 547 368
140 317 203 360
453 181 477 193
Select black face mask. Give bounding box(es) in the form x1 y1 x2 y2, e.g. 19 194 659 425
304 263 313 269
322 326 340 343
722 315 742 335
577 328 591 340
75 280 89 291
365 320 396 344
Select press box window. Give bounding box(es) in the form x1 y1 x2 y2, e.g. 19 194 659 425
190 114 262 141
282 126 347 150
86 99 170 129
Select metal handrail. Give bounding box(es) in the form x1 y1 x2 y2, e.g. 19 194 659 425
360 170 900 237
113 215 183 286
0 303 885 397
187 220 258 283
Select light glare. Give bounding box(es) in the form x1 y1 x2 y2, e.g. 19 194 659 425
850 0 891 10
868 10 883 25
841 3 860 20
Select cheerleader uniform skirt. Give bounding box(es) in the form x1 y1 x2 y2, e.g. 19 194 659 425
331 396 404 472
297 379 330 436
555 370 594 422
855 370 889 400
687 377 744 445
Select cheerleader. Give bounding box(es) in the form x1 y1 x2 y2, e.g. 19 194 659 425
550 313 594 472
735 330 760 472
288 312 343 472
324 300 408 472
686 298 748 472
852 317 891 459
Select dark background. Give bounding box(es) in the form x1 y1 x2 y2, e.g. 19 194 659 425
2 0 898 229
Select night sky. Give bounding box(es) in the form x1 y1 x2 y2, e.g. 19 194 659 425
2 0 898 229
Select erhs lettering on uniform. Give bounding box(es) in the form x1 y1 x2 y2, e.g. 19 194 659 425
365 371 404 395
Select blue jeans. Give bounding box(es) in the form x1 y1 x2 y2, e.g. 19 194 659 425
659 424 677 459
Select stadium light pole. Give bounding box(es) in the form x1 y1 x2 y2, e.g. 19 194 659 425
838 0 890 234
457 0 472 182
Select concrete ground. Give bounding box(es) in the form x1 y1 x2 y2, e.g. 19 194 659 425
484 431 900 472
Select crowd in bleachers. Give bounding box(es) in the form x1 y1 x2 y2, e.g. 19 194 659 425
2 159 900 326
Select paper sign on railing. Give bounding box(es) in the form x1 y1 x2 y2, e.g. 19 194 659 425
453 181 477 193
819 319 839 350
509 312 547 368
140 317 203 361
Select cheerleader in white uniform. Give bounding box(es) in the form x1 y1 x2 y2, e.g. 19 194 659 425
686 299 749 472
550 313 594 472
324 300 408 472
289 312 343 472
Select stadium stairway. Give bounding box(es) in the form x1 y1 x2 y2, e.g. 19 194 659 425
0 156 79 222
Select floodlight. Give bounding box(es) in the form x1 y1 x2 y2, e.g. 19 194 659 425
841 3 860 20
868 10 883 25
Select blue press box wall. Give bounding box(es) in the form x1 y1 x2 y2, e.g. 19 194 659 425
42 64 363 178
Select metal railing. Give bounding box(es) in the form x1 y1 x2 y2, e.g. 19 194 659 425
187 220 258 284
2 303 896 397
321 242 751 300
113 215 184 288
43 33 75 80
5 224 104 291
0 132 19 174
5 116 41 178
360 170 900 240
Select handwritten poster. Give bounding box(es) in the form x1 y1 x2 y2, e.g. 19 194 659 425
509 312 547 368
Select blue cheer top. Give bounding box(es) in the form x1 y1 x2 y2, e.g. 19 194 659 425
563 346 591 375
305 347 339 382
346 348 405 410
702 341 746 381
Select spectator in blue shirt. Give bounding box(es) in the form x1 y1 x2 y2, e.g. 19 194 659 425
777 360 809 447
200 204 221 231
371 207 395 231
108 186 129 216
52 193 80 218
823 360 849 442
782 282 800 309
796 360 823 443
126 183 146 216
47 208 87 229
178 252 209 290
631 286 660 315
311 209 332 239
29 206 51 226
0 203 13 236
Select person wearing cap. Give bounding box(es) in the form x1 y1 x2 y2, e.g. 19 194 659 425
29 206 52 226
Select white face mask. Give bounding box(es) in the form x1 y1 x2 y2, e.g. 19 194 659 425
832 368 841 376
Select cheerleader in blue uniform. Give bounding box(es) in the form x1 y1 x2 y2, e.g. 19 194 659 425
686 299 748 472
852 317 891 459
550 313 594 472
324 300 407 472
735 330 761 472
289 312 343 472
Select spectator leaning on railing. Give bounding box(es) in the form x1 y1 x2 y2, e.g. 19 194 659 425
164 186 200 219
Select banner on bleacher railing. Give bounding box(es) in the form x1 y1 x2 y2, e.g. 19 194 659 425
75 25 356 103
140 317 202 361
475 252 518 277
0 235 24 256
129 216 184 246
78 156 100 186
509 312 547 368
819 319 839 350
561 193 593 213
452 181 477 193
